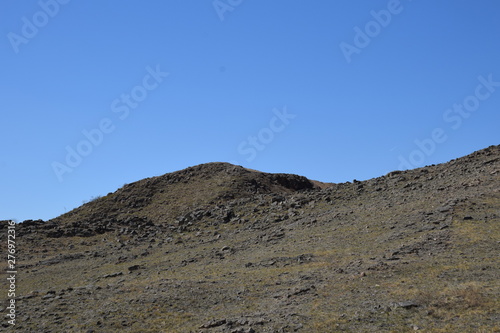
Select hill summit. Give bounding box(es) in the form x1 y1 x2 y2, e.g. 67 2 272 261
47 162 322 238
3 145 499 332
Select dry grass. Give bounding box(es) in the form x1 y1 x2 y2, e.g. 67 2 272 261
415 283 486 310
8 146 500 332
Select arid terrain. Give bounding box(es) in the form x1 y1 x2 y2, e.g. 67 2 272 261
1 145 499 332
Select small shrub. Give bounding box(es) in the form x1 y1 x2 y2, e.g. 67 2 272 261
416 284 485 310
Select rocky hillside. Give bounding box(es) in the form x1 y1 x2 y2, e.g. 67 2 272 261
1 145 499 332
45 162 321 237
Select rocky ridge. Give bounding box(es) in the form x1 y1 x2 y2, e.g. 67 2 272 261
1 145 499 332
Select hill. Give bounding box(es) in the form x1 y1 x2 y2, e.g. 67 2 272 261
1 145 499 332
46 162 321 238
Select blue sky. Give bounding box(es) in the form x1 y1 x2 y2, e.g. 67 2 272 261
2 0 499 222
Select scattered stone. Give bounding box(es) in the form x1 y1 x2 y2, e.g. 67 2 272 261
287 286 315 298
200 319 227 328
8 146 500 332
128 265 142 272
394 301 419 309
231 328 255 333
102 272 123 278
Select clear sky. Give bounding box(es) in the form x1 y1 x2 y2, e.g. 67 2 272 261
2 0 499 222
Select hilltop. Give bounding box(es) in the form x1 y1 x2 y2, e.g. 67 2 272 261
1 145 499 332
42 162 322 238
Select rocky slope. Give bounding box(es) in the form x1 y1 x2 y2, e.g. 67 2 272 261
1 145 499 332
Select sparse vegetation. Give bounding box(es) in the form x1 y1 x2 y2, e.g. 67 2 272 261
82 194 103 205
2 145 499 332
